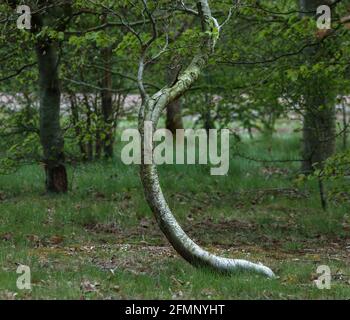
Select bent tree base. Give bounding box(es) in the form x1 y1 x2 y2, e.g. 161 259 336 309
140 162 275 278
138 1 274 278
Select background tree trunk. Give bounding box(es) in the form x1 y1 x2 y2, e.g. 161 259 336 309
166 99 183 134
204 93 214 132
69 93 87 160
100 12 115 159
302 94 336 173
299 0 336 173
342 99 348 150
36 40 67 192
166 64 183 134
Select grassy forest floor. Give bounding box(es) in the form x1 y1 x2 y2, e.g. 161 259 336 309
0 132 349 299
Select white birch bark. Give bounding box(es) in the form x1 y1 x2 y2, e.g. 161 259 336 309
138 1 275 278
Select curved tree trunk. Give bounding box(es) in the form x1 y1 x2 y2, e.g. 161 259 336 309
138 1 274 278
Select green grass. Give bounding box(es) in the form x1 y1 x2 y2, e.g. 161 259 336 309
0 133 349 299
